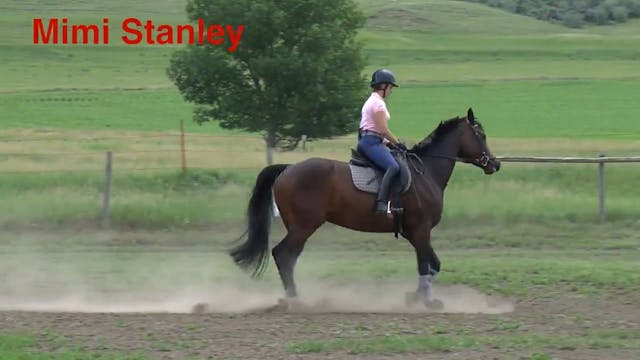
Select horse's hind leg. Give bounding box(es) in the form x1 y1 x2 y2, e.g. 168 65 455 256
272 227 316 298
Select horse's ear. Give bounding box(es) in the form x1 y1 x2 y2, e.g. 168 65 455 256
467 108 475 124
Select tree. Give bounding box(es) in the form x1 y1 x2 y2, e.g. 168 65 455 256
464 0 640 26
561 11 585 27
167 0 367 164
611 5 629 21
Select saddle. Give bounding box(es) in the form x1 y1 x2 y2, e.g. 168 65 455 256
348 148 412 195
348 148 413 238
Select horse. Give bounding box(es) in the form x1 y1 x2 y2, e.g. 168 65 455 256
229 108 501 308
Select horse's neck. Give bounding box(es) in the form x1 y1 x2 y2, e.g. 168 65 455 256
420 134 459 190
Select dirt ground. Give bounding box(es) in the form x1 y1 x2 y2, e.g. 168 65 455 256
1 283 638 360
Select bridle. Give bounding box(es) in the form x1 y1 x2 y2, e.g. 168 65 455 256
402 119 493 172
467 121 493 168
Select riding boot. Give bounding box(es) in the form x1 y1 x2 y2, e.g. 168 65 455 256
375 168 397 214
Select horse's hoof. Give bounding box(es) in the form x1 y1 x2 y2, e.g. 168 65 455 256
424 298 444 310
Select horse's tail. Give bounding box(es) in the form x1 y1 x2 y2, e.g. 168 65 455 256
230 164 289 278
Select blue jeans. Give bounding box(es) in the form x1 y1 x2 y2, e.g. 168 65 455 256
357 135 400 175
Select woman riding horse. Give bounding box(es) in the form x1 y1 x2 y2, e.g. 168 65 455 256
229 78 501 308
357 69 408 213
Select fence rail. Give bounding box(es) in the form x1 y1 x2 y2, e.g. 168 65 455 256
496 154 640 223
2 124 639 225
497 156 640 163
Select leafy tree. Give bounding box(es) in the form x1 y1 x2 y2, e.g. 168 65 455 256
610 5 630 21
561 11 585 27
167 0 367 163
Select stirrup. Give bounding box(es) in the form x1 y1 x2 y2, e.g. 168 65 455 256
375 200 390 214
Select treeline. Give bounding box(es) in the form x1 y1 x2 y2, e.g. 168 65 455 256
465 0 640 27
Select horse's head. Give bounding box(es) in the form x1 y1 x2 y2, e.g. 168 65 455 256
457 108 500 174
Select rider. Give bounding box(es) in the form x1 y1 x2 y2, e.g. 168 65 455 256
357 69 407 214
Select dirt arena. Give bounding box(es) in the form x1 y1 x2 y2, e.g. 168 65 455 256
1 280 638 359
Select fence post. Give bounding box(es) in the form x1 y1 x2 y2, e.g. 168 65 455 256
266 132 274 165
101 151 113 228
180 120 187 173
598 153 605 223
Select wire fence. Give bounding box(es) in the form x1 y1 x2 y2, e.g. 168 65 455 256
0 122 333 175
2 123 639 224
0 133 265 143
496 155 640 223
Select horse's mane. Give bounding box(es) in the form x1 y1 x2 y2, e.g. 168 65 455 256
410 116 464 156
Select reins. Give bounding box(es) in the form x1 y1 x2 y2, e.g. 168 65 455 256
399 148 490 173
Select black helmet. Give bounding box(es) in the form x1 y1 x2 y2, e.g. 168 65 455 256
370 69 398 88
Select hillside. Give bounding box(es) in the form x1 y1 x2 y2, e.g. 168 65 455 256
0 0 639 139
355 0 569 34
2 0 577 46
3 0 636 92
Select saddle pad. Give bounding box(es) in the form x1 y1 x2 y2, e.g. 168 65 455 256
349 157 413 195
349 164 379 194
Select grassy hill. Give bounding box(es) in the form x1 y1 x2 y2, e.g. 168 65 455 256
0 0 639 138
356 0 569 34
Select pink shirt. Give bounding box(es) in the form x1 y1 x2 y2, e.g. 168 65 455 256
359 92 389 133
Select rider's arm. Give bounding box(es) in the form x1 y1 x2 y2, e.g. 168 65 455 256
373 110 400 145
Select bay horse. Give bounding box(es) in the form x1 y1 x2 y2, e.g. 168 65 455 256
230 108 501 308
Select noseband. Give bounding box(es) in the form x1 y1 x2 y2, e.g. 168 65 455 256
471 152 491 167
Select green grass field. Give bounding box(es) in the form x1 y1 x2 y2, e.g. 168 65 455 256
1 0 640 228
2 1 639 139
2 80 640 139
0 333 150 360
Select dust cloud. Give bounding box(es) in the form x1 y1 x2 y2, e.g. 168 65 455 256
0 239 512 315
193 282 514 314
0 278 513 314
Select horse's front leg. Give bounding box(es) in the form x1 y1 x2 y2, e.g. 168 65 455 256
406 227 444 309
